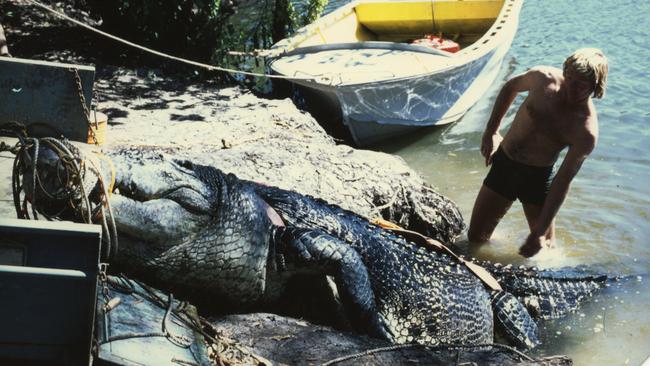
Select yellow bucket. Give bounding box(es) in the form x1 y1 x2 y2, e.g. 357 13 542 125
87 111 108 145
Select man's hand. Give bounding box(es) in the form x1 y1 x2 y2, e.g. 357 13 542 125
519 233 555 257
518 233 544 257
480 132 502 166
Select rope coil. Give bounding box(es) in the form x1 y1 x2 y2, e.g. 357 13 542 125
8 132 119 260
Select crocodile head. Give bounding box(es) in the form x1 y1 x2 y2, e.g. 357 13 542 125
19 141 273 307
107 150 215 247
19 141 214 247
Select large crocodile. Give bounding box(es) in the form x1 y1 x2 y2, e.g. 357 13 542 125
16 140 607 350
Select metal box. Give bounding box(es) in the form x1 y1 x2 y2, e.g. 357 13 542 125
0 218 101 365
0 56 95 142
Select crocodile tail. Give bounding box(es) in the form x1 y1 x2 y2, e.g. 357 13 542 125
485 263 607 319
490 290 540 349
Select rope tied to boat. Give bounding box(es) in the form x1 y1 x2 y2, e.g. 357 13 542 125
20 0 319 82
3 127 119 261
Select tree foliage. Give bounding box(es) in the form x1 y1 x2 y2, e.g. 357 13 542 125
85 0 235 63
83 0 329 73
250 0 328 50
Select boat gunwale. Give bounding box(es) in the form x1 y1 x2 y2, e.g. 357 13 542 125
269 0 523 88
278 41 454 59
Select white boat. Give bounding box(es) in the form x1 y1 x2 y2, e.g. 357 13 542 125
268 0 523 146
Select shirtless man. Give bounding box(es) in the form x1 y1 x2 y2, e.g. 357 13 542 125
467 48 608 257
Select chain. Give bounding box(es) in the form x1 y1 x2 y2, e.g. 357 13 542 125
98 261 112 343
92 89 100 127
69 68 98 145
99 262 110 302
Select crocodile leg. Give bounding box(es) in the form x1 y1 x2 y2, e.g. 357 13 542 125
490 290 540 350
274 227 394 342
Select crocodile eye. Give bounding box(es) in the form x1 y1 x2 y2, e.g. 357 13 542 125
176 159 194 170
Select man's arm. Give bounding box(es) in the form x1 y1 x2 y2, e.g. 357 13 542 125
481 68 542 165
519 131 597 257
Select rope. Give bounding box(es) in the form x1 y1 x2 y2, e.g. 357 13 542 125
162 293 194 348
9 133 119 260
370 218 503 291
103 332 168 343
103 274 263 364
99 274 199 360
99 293 193 348
93 152 116 195
320 342 536 366
0 121 28 139
320 344 420 366
21 0 319 82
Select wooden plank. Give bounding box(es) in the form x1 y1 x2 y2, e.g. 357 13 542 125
0 56 95 142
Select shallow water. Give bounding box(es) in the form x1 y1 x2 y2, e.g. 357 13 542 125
369 0 650 364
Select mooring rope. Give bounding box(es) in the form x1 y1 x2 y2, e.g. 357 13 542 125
21 0 319 82
320 342 536 366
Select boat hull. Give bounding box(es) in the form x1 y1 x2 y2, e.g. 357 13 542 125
344 35 512 145
289 40 507 146
270 0 523 146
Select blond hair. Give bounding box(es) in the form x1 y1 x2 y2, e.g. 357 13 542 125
563 48 608 98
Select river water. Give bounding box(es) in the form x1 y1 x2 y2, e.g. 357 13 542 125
247 0 650 362
365 0 650 364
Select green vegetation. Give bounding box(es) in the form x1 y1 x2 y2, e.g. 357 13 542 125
84 0 230 63
83 0 329 64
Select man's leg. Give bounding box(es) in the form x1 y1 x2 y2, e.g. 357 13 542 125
468 185 514 242
522 203 556 245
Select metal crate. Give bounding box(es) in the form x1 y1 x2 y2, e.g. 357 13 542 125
0 218 101 365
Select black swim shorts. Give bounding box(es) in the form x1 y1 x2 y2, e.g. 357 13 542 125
483 146 555 206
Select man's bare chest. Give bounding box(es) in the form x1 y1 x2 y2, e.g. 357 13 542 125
523 100 578 147
525 99 576 131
